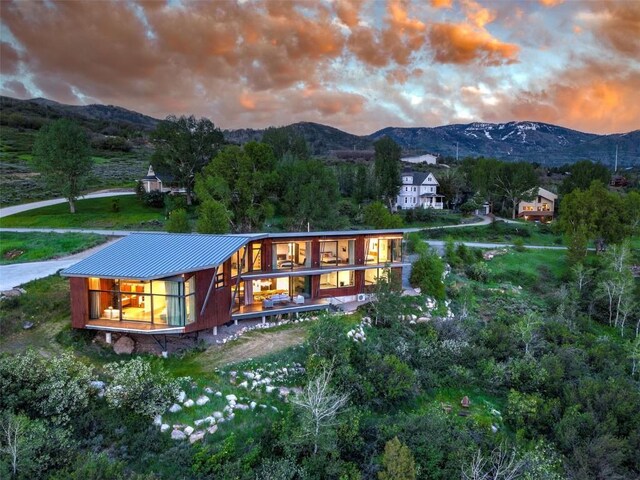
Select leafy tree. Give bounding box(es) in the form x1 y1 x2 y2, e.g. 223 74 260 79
165 208 190 233
262 126 309 161
559 160 611 195
410 249 445 300
32 119 93 213
373 137 402 209
364 201 403 229
195 142 277 231
370 267 404 327
281 160 342 231
624 190 640 234
103 358 181 418
378 437 416 480
597 242 635 334
558 181 628 256
151 115 224 205
354 164 374 204
437 168 467 210
196 200 231 234
494 162 538 219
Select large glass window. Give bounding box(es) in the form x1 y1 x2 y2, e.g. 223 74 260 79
364 268 389 285
230 247 247 278
88 276 196 326
319 239 355 267
320 270 354 289
365 238 402 265
272 241 311 270
250 243 262 271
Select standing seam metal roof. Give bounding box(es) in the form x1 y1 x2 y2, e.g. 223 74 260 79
61 233 254 280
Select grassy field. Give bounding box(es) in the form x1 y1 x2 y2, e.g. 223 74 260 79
425 220 564 246
403 211 472 229
0 231 108 264
485 248 570 289
0 195 166 230
0 125 150 207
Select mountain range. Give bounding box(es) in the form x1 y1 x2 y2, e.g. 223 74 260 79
1 96 637 166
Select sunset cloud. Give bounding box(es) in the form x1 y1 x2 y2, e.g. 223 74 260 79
0 0 637 135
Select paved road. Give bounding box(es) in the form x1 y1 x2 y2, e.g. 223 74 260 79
0 238 121 291
0 190 135 219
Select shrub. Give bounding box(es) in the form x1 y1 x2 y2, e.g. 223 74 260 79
143 191 165 208
465 262 489 282
369 355 415 406
165 194 187 213
410 250 445 300
406 232 427 255
513 238 526 252
165 208 190 233
135 180 145 199
364 202 403 229
0 350 93 425
103 358 181 418
110 198 120 213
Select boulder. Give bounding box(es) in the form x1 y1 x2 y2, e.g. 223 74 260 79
184 426 194 436
238 381 249 388
153 415 162 426
113 336 134 355
204 416 215 424
265 386 275 393
160 424 170 433
213 411 224 419
250 401 257 409
204 387 214 394
177 391 187 403
196 395 210 406
171 430 187 440
194 419 205 426
169 403 182 413
183 399 195 408
207 425 218 434
189 431 205 443
234 403 249 410
215 391 222 397
225 394 237 402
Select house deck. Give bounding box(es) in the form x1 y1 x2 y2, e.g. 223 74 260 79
85 319 185 334
231 298 332 321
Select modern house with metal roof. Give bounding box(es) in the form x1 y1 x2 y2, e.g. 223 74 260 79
61 230 408 336
395 171 444 211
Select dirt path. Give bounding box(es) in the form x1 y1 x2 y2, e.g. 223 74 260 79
196 325 308 369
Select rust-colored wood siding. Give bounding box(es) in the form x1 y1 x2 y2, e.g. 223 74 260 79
187 262 232 333
70 277 88 328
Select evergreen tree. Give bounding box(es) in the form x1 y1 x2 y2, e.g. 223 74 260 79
378 437 416 480
373 137 402 209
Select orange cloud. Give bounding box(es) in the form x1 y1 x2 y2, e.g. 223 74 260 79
429 23 519 65
334 0 363 28
430 0 453 8
539 0 564 7
586 2 640 57
0 42 20 75
461 0 496 28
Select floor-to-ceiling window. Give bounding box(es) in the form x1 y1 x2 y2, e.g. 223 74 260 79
320 270 355 289
88 276 195 326
272 241 311 270
319 239 355 267
365 237 402 265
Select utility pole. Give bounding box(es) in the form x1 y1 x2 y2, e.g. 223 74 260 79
456 142 459 162
614 144 618 173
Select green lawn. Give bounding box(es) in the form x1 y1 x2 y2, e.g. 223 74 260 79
425 220 564 246
0 195 166 230
486 248 569 288
0 231 108 264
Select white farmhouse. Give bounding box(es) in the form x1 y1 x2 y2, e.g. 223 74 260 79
395 171 444 210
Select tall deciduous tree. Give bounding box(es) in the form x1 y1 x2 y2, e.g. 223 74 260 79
151 115 224 205
559 160 611 195
262 126 310 161
32 119 92 213
195 142 277 231
494 162 538 219
281 160 342 231
373 137 402 209
558 181 629 257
